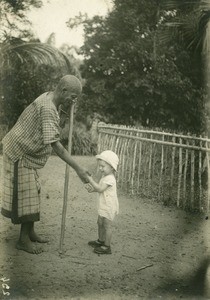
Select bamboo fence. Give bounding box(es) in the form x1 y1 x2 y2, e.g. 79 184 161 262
97 123 210 213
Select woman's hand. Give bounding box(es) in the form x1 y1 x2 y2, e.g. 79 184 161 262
76 168 91 183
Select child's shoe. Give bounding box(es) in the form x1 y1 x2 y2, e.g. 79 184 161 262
94 245 112 254
88 239 104 248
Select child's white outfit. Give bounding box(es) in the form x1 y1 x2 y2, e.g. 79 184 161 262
98 174 119 221
88 149 119 254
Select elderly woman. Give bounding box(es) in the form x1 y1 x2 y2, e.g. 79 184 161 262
1 75 89 254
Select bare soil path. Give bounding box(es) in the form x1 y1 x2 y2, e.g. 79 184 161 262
0 155 210 300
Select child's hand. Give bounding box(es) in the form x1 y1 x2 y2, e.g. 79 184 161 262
84 183 94 193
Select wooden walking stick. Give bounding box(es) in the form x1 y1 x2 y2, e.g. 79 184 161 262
59 101 75 255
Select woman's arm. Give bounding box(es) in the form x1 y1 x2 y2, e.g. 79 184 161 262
51 140 89 183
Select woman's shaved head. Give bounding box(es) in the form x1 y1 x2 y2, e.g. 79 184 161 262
57 75 82 95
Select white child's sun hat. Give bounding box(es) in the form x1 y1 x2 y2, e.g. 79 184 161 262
96 150 119 171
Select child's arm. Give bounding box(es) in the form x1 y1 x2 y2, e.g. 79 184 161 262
87 175 109 193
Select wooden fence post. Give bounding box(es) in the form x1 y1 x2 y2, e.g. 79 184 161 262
177 137 183 208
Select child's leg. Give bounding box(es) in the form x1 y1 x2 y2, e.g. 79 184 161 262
16 222 43 254
103 218 112 247
98 215 105 242
94 218 112 254
88 216 105 247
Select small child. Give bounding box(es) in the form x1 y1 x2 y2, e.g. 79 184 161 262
85 150 119 255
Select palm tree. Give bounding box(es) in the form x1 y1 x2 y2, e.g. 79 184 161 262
1 38 73 75
199 1 210 135
159 0 210 134
0 39 77 127
0 1 81 129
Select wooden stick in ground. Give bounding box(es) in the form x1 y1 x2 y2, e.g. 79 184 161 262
136 264 153 271
59 103 75 255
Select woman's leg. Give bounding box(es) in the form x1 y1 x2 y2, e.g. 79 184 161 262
16 221 43 254
29 222 49 243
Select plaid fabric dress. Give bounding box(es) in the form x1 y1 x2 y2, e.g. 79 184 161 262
1 92 60 224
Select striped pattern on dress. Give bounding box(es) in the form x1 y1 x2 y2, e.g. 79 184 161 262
1 154 41 224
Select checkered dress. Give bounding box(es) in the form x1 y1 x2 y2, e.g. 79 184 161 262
2 92 60 169
1 92 60 223
1 154 41 224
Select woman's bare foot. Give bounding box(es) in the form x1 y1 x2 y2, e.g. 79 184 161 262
16 240 43 254
29 232 49 243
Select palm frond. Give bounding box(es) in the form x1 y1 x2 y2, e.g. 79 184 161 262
202 21 210 54
159 0 210 53
161 0 201 10
1 41 72 72
200 0 210 11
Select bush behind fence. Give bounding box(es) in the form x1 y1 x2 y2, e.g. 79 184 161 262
97 123 210 213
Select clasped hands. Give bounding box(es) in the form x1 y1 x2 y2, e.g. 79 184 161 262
81 170 94 193
77 168 94 192
84 171 94 193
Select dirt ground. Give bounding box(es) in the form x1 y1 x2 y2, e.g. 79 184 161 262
1 155 210 300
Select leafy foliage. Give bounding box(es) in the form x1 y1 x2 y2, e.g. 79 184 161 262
0 0 42 41
1 38 77 127
0 1 96 156
69 0 206 134
60 121 97 156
